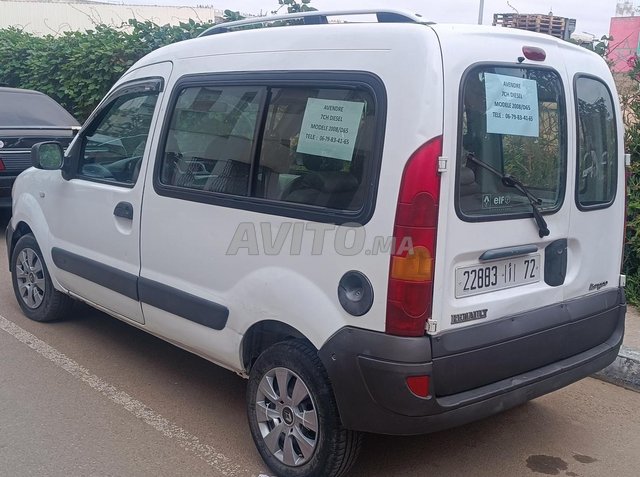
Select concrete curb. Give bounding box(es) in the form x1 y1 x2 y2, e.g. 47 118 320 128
594 346 640 392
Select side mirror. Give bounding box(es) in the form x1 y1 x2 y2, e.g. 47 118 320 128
31 142 64 170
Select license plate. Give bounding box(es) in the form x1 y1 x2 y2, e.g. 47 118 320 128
455 254 540 298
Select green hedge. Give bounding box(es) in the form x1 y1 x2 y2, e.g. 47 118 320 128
0 19 212 122
622 61 640 304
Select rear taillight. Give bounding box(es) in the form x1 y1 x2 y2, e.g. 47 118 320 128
386 136 442 337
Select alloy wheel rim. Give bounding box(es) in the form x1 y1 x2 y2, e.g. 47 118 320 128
15 248 46 309
255 367 319 467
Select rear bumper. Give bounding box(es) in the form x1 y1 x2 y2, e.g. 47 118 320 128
319 288 625 435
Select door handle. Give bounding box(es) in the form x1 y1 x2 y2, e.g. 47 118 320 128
114 201 134 220
479 244 537 262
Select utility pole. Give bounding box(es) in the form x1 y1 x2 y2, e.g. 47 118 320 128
478 0 485 24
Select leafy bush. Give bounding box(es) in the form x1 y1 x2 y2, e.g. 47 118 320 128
621 58 640 304
272 0 317 14
0 19 212 121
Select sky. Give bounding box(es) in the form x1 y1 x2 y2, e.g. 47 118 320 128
113 0 625 38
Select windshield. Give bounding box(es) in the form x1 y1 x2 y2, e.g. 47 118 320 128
457 66 566 219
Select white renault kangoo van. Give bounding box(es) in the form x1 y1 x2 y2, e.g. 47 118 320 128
6 10 626 477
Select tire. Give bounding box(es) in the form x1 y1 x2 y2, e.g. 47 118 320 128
11 234 73 322
247 340 362 477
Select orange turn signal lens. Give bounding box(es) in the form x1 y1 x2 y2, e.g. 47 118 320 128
390 246 433 282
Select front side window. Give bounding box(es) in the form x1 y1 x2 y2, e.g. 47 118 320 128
458 66 566 219
80 90 159 185
575 76 617 209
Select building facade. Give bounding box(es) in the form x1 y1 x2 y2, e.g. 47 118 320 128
0 0 223 36
609 16 640 73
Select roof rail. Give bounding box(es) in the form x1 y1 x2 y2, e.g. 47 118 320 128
199 9 428 37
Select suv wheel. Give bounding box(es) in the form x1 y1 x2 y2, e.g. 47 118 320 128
11 234 72 322
247 340 362 477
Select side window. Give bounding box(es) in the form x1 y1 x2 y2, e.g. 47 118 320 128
159 82 378 214
159 86 263 195
255 87 374 211
575 76 617 208
458 66 566 219
80 90 159 185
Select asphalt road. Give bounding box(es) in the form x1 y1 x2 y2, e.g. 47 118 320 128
1 209 639 477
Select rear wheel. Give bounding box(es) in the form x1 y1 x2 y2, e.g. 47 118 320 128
11 234 72 322
247 340 362 477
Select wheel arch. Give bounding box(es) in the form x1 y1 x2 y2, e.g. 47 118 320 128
7 221 34 272
240 320 315 373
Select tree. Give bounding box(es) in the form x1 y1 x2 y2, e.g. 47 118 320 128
585 35 612 58
570 35 611 59
272 0 316 15
222 10 245 23
0 19 214 121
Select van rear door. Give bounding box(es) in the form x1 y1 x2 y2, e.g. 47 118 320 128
432 27 573 335
560 46 625 304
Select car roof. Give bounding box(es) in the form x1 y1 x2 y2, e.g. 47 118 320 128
129 14 587 72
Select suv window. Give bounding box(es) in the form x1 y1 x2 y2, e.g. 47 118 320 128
158 80 377 215
575 76 617 209
80 91 159 185
457 66 566 219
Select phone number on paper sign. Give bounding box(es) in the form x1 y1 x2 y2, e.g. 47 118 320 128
505 113 535 122
316 135 350 145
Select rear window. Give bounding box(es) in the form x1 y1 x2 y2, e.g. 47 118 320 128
575 76 617 209
457 66 566 220
0 90 78 127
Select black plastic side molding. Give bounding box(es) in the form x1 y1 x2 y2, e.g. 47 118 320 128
51 247 229 330
544 238 568 287
138 277 229 330
51 247 139 300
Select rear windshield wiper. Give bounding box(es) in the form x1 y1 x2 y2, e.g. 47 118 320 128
466 153 550 238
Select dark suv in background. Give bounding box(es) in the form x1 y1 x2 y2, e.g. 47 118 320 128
0 87 79 208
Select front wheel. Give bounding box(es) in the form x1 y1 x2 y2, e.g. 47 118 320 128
11 234 73 322
247 340 362 477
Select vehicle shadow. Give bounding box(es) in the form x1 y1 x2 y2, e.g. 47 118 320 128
0 210 9 231
350 398 568 477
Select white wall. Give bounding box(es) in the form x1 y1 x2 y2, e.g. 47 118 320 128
0 1 222 35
